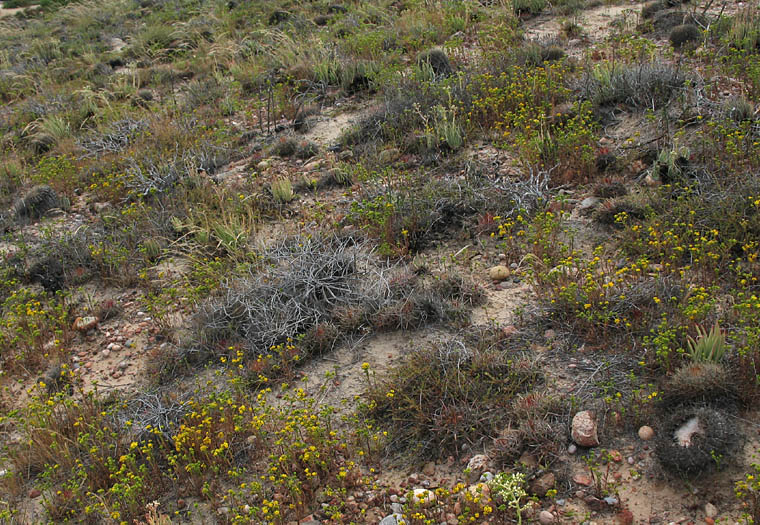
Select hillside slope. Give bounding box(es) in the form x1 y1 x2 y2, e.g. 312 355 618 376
1 0 760 523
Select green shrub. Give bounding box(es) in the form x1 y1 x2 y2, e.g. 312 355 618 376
735 462 760 524
516 42 566 67
722 95 755 122
24 115 71 154
130 24 176 59
721 6 760 53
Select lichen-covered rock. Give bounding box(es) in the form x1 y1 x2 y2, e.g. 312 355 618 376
488 265 510 281
571 410 600 447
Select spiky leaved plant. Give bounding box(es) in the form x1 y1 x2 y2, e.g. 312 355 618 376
686 320 727 363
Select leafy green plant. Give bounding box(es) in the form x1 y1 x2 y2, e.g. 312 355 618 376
584 449 619 499
488 471 531 524
686 320 727 363
721 5 760 53
432 104 464 150
735 461 760 524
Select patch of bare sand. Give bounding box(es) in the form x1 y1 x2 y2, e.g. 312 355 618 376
303 110 358 147
296 329 450 416
0 4 35 17
526 4 638 42
472 282 534 327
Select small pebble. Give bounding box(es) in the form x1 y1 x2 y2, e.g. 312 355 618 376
538 510 555 525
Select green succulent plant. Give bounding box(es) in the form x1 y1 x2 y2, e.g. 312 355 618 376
686 320 727 363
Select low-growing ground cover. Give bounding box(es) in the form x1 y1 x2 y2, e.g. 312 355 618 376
1 0 760 523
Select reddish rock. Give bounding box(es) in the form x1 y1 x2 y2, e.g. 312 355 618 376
502 325 518 337
572 473 593 486
530 472 556 497
571 410 600 447
28 489 41 498
616 509 634 525
584 495 605 510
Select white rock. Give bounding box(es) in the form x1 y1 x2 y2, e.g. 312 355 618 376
705 502 718 518
411 488 435 506
379 514 405 525
578 196 601 212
